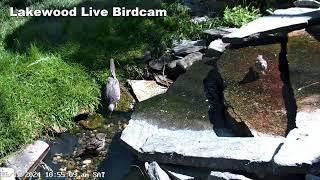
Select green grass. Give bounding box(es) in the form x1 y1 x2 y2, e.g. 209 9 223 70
223 5 261 27
0 0 225 158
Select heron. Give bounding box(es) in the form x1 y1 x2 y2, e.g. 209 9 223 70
255 55 268 75
105 58 120 115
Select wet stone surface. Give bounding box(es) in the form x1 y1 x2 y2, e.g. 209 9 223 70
133 61 214 130
218 34 320 136
219 43 287 136
287 35 320 112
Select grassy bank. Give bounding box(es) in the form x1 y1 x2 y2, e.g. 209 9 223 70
0 0 260 158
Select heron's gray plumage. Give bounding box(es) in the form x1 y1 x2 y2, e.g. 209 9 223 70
105 59 120 113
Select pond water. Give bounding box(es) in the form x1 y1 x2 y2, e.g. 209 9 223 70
35 112 145 180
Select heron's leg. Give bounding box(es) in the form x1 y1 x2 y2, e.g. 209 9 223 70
108 111 113 118
162 65 169 87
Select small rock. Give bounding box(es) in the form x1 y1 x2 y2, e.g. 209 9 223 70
82 159 92 165
67 162 76 170
82 133 106 153
149 55 171 71
52 123 67 134
190 16 209 24
127 80 168 102
176 52 203 70
59 167 67 172
294 0 320 8
145 162 170 180
105 138 112 144
154 75 174 87
207 171 252 180
205 39 229 57
137 51 152 61
122 123 128 129
172 40 206 55
274 124 320 173
78 113 104 130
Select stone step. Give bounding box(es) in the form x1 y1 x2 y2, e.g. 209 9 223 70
223 7 320 44
121 110 320 177
207 171 253 180
121 120 284 176
5 140 49 178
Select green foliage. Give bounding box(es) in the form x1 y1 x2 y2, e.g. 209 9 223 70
223 5 261 27
160 3 223 44
124 64 144 80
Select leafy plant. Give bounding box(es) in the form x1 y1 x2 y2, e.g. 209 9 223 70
124 64 144 80
223 5 261 28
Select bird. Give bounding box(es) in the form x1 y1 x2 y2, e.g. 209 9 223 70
255 55 268 75
85 133 106 153
76 133 106 156
105 58 121 115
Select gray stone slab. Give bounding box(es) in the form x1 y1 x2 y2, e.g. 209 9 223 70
206 39 229 57
208 171 253 180
121 119 218 154
294 0 320 8
172 40 207 55
204 27 238 39
169 52 203 70
130 62 213 131
6 140 49 178
191 16 209 24
149 55 172 71
145 161 171 180
121 119 284 175
127 80 168 102
167 170 195 180
223 8 320 44
273 110 320 174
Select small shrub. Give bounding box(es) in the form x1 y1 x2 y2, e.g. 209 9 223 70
124 64 144 80
223 5 261 28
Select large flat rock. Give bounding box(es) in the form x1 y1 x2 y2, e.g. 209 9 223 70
223 7 320 44
219 35 320 136
6 140 49 178
218 43 287 136
121 119 284 175
132 62 213 130
273 109 320 174
172 40 207 55
286 35 320 111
